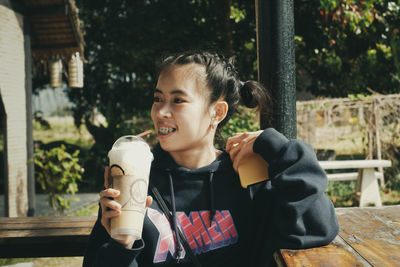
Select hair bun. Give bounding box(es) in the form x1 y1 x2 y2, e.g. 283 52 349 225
240 80 265 109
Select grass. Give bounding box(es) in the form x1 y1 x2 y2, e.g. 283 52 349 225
33 116 94 149
68 203 99 216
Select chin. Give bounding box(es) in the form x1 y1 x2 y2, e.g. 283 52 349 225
158 140 176 152
159 140 189 153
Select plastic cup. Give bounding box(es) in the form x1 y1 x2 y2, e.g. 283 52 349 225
107 135 153 240
237 154 269 188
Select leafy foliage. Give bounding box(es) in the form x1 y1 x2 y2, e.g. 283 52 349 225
34 145 83 215
65 0 257 183
216 107 260 148
51 1 400 194
68 0 400 150
295 0 400 96
326 180 357 207
71 0 256 141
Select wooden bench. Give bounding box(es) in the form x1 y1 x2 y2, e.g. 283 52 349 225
275 205 400 267
0 216 97 258
318 160 392 207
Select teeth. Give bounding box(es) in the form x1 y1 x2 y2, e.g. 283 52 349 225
158 127 176 135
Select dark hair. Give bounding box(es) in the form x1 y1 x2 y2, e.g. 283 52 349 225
157 51 272 129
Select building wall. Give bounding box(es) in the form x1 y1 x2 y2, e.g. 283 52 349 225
0 2 28 217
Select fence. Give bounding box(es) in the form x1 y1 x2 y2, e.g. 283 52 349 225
297 94 400 185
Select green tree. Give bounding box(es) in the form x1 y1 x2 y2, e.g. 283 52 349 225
65 1 399 189
69 0 257 188
295 0 400 96
71 0 256 144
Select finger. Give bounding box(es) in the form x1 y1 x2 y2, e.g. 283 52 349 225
228 142 243 163
99 188 120 199
101 197 122 211
146 196 153 207
226 133 248 152
104 166 110 188
101 210 120 235
225 139 238 153
102 209 121 219
232 138 256 171
233 149 246 172
226 138 235 152
137 130 152 138
230 134 253 162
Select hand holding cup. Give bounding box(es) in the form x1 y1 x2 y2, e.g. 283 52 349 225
100 167 153 248
100 132 153 248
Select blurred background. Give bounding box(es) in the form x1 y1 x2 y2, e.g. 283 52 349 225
1 0 399 265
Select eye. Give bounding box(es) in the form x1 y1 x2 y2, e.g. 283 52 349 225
153 96 162 102
174 98 184 103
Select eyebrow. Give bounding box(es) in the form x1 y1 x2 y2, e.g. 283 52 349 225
154 88 188 96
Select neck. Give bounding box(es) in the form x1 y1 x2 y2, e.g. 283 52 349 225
169 144 219 169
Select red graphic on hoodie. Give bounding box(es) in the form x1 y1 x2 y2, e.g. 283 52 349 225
147 208 238 263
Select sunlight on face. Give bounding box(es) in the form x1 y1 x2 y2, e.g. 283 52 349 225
151 64 215 153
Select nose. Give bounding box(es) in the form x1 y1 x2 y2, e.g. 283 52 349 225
156 102 172 118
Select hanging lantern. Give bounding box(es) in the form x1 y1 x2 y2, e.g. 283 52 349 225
68 52 84 88
49 58 63 88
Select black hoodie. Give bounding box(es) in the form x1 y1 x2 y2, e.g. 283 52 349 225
83 128 339 267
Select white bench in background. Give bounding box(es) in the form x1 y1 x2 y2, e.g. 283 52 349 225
318 160 392 207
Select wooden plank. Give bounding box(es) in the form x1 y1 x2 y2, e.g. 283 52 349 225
0 216 96 238
319 160 391 170
0 216 95 224
0 228 92 238
0 216 97 258
275 235 371 267
335 206 400 266
0 217 96 231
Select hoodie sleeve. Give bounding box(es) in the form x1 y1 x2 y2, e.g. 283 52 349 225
250 128 339 250
82 206 144 267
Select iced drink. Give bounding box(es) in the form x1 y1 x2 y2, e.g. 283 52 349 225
237 154 269 188
108 135 153 240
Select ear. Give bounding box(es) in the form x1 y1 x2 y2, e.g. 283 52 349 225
212 100 228 124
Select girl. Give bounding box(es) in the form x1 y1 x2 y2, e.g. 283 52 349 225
83 51 339 267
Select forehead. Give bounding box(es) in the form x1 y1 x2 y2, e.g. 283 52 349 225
156 64 208 96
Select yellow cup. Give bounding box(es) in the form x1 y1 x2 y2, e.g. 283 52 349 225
238 154 269 188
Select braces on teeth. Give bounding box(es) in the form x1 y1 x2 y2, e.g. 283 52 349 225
159 127 175 134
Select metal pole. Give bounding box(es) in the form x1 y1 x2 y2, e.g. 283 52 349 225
256 0 296 139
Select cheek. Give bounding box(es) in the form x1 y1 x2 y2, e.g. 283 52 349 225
150 105 157 123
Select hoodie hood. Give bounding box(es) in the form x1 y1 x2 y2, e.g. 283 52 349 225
151 142 232 175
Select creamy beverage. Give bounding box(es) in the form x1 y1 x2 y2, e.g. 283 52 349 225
108 135 153 240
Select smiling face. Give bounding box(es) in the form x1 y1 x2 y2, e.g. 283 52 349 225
151 64 215 154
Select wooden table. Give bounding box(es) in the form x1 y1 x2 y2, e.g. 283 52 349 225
0 216 96 258
1 205 399 264
319 160 392 207
275 205 400 267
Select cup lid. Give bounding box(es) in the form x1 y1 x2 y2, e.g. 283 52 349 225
112 135 146 149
